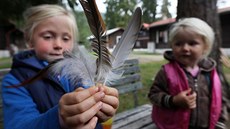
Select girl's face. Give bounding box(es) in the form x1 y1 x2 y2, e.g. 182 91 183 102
171 28 207 68
30 15 74 62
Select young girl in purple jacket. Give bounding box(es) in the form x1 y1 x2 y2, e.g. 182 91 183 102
148 17 228 129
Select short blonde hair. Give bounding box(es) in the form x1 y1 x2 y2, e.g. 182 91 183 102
23 4 78 44
169 17 215 57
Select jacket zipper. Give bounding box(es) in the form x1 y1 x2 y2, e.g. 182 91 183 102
194 77 198 127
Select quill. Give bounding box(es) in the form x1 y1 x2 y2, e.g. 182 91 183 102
104 7 142 86
79 0 111 84
79 0 142 85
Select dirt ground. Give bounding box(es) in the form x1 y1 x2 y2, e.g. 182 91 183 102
128 54 164 64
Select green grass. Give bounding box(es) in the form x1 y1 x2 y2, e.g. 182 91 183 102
0 57 12 69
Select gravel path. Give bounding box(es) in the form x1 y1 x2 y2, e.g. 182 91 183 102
128 54 164 64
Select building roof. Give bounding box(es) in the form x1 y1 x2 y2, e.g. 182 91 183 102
149 6 230 29
149 18 176 28
148 6 230 29
142 23 150 29
218 6 230 14
87 27 124 40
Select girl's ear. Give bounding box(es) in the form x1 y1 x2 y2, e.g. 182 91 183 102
27 40 34 48
24 34 33 48
28 43 33 48
203 43 209 56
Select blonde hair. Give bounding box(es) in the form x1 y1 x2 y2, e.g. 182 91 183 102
169 17 215 57
23 4 78 44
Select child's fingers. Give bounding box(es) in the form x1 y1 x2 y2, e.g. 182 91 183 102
98 102 117 117
101 86 119 98
60 91 105 115
61 86 99 105
62 102 102 126
102 95 119 110
96 110 110 122
189 100 196 109
83 117 98 129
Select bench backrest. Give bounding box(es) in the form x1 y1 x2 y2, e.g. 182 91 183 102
110 59 143 107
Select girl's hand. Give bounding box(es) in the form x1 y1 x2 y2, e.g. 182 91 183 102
172 88 197 109
96 85 119 122
58 86 105 129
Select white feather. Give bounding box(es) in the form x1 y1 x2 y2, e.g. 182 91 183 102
104 7 142 86
48 47 96 87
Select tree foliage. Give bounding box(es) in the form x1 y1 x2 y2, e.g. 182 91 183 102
0 0 62 21
0 0 92 45
74 11 91 46
161 0 172 18
141 0 157 23
104 0 137 29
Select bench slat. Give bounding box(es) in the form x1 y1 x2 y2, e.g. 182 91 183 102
111 74 141 86
114 65 140 76
123 59 139 65
110 58 142 108
113 108 151 129
112 104 155 129
114 104 151 121
0 68 10 76
115 81 142 94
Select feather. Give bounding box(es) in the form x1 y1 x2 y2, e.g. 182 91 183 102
8 48 96 88
48 49 96 87
79 0 111 83
104 7 142 86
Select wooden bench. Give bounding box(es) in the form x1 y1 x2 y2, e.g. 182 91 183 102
110 59 156 128
110 58 143 108
112 104 156 129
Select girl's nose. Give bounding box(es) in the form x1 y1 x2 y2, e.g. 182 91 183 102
182 43 189 51
54 39 63 50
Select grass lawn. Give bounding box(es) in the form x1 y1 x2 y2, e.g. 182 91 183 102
0 57 12 69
